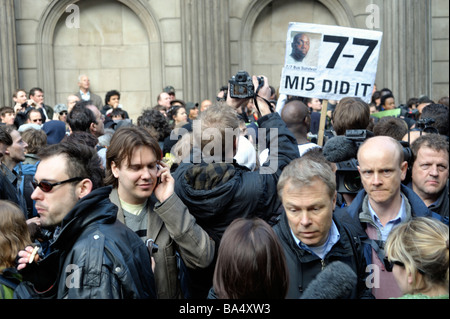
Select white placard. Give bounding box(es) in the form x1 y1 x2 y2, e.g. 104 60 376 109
279 23 383 103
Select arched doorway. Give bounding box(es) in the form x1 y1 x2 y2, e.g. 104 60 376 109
36 0 162 120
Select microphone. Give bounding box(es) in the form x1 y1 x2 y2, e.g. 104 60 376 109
300 261 357 299
322 136 358 163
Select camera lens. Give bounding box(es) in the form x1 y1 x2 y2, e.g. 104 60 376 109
343 172 362 193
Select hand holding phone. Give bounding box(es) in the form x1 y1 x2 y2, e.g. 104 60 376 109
153 161 175 203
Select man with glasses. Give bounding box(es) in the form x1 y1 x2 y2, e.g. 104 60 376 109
25 109 43 125
16 141 156 299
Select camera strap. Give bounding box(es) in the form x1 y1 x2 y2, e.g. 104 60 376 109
253 79 274 118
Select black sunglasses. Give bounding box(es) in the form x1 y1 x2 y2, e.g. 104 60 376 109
383 257 404 272
383 257 425 274
32 177 84 193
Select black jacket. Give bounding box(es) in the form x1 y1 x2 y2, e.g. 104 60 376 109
17 186 156 299
334 184 448 267
173 112 300 245
407 181 449 219
273 210 374 299
172 112 300 298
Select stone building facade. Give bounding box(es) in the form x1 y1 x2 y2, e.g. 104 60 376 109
1 0 448 120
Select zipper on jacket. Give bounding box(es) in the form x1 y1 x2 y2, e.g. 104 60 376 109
321 259 326 270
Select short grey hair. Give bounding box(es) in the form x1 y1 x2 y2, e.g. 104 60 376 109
78 74 88 82
277 156 336 200
194 104 239 161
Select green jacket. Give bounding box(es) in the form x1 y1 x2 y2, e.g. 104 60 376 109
0 268 22 299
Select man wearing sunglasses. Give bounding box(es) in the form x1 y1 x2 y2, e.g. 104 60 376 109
16 141 156 299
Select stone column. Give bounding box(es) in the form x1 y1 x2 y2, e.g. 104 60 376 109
0 0 19 106
381 0 431 103
181 0 231 103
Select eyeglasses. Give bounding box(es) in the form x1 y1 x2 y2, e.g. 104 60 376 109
32 118 43 123
383 257 404 272
32 177 84 192
383 257 425 274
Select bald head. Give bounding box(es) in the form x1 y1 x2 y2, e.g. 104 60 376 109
281 100 310 129
281 99 311 144
358 136 404 167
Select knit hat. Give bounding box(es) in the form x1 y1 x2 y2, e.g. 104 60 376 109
54 103 68 114
42 120 67 145
164 86 175 94
18 123 42 132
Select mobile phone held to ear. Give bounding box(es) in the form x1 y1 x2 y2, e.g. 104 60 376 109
156 163 162 185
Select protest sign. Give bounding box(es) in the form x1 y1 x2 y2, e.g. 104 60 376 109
280 23 383 103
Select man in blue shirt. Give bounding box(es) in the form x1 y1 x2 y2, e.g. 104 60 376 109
335 135 445 299
75 74 103 110
273 153 373 299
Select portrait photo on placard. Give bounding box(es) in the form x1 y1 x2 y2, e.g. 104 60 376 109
286 31 321 67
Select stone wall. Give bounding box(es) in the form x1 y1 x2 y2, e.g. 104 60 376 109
0 0 447 121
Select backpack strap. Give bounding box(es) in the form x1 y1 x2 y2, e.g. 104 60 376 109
0 273 19 289
362 237 386 263
0 274 19 299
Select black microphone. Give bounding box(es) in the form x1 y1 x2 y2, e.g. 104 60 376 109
300 261 357 299
322 136 358 163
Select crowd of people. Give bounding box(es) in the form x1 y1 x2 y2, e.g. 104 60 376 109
0 72 449 300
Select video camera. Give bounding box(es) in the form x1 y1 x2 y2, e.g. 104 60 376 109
415 118 438 134
334 129 413 194
334 130 367 194
399 104 420 121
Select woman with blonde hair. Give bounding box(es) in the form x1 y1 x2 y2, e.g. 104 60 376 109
0 200 32 298
385 217 449 299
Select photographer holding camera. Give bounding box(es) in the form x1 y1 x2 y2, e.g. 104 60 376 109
172 72 300 298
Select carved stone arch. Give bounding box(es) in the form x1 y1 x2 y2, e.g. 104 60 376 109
239 0 356 71
35 0 163 106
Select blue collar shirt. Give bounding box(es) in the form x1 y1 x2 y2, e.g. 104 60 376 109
290 220 341 260
80 90 91 101
368 194 406 241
